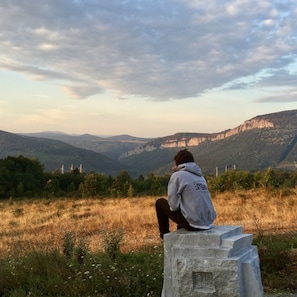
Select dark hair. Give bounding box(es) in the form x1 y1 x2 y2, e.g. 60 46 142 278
174 149 194 166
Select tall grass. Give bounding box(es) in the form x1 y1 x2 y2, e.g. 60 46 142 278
0 242 164 297
0 196 159 256
1 188 297 295
1 188 297 256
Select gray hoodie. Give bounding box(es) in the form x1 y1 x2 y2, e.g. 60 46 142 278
167 162 216 229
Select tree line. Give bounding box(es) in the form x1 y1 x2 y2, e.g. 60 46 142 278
0 155 297 199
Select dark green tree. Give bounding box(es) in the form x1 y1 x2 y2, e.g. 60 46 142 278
80 172 108 197
0 155 45 198
110 171 132 197
145 173 168 196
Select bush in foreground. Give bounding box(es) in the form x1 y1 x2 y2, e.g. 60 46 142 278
254 232 297 293
1 231 297 296
0 233 163 297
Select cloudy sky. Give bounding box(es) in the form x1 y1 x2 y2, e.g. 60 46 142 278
0 0 296 138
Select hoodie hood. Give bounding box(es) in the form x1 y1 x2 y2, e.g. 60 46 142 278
177 162 203 176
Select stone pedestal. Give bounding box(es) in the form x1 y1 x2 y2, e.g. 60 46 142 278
161 226 263 297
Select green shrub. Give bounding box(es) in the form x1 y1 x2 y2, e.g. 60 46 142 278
254 232 297 292
103 229 124 260
2 232 297 296
0 235 163 297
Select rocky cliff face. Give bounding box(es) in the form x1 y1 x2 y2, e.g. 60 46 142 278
120 118 274 159
161 118 274 148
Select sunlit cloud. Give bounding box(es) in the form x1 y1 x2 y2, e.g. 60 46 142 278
61 84 104 99
0 0 296 101
255 88 297 103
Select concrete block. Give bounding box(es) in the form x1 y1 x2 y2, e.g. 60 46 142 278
161 226 263 297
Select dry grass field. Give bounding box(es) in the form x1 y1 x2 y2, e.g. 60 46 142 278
1 188 297 257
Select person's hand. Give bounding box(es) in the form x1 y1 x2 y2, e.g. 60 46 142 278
172 166 178 172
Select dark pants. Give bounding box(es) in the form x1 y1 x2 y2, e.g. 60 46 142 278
155 198 201 239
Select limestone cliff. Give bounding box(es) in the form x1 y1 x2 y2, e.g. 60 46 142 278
120 118 274 159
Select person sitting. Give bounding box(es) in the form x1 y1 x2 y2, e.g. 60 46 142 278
155 149 216 239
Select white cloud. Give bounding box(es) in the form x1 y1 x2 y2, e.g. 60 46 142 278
255 91 297 103
0 0 296 101
38 43 58 51
61 84 103 99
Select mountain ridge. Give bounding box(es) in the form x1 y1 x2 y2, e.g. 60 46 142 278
1 109 296 176
0 130 126 174
118 109 297 176
119 109 296 159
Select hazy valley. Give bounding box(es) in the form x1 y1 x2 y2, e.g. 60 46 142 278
1 109 296 176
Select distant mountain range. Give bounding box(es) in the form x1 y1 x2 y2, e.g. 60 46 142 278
1 109 296 176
